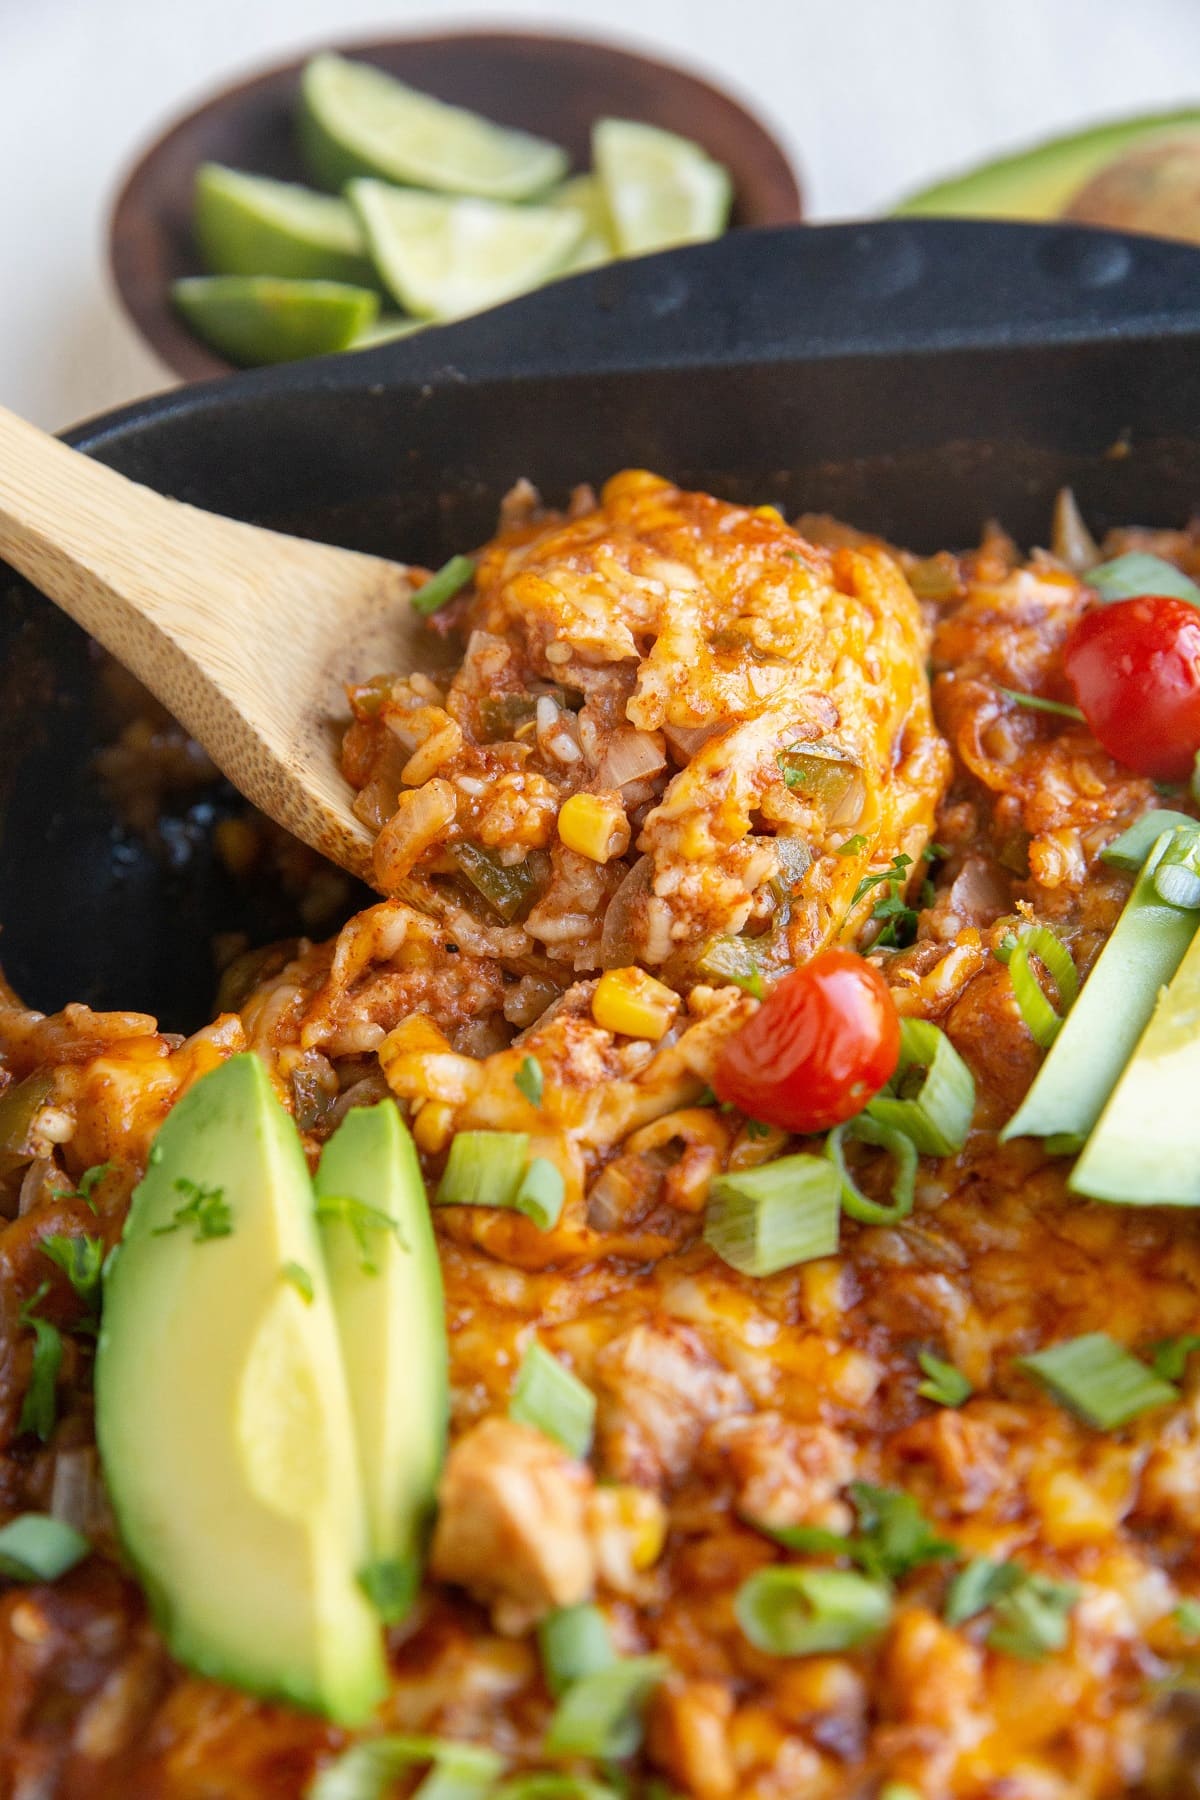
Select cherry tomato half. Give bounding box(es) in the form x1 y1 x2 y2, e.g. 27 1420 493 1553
1063 595 1200 781
713 948 901 1134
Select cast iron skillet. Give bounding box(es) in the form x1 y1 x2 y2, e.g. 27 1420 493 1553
4 219 1200 1029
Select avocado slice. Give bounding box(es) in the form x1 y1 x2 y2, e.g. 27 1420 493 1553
1002 830 1198 1145
894 110 1200 226
95 1054 386 1724
314 1100 448 1623
1070 919 1200 1204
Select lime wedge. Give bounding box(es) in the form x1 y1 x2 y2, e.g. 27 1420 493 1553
347 182 583 319
172 276 378 365
548 174 615 273
194 163 378 286
349 315 426 350
593 118 732 256
299 52 568 201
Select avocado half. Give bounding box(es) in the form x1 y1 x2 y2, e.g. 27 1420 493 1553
894 108 1200 235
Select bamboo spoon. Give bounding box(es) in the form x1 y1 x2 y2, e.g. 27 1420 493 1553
0 403 437 885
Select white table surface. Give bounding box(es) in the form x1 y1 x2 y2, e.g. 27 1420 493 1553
4 0 1200 431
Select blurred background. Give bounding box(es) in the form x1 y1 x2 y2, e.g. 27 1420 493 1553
4 0 1200 429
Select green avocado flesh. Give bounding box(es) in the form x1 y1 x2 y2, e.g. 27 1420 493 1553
1002 831 1198 1145
894 109 1200 221
1071 921 1200 1204
314 1101 448 1622
95 1054 386 1724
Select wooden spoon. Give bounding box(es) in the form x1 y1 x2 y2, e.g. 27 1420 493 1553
0 403 432 885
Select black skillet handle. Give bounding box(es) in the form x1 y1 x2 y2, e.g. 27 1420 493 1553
352 218 1200 384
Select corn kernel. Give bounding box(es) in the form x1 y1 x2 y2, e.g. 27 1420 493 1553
754 504 784 522
592 967 680 1040
557 791 630 864
412 1100 455 1155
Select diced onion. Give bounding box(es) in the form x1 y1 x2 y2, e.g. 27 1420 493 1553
596 727 666 789
1050 487 1100 573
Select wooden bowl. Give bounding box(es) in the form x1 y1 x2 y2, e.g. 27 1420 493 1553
109 29 803 383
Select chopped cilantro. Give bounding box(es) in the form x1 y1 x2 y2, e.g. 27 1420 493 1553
850 854 920 948
514 1055 544 1107
281 1261 314 1305
944 1557 1078 1659
944 1557 1020 1626
923 843 950 862
40 1234 104 1325
988 1572 1078 1661
152 1178 233 1243
18 1282 62 1443
744 1119 773 1141
51 1161 113 1210
762 1482 955 1584
916 1350 972 1408
314 1193 407 1275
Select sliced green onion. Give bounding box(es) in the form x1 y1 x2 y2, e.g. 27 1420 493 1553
509 1341 595 1459
0 1513 88 1583
944 1557 1077 1659
1150 1335 1200 1382
1174 1598 1200 1637
436 1131 528 1209
997 687 1084 721
1004 828 1200 1144
1101 810 1198 871
1153 830 1200 909
450 843 545 922
1006 926 1078 1049
543 1654 669 1759
916 1350 972 1408
1019 1332 1177 1430
514 1158 565 1231
310 1736 504 1800
825 1115 917 1226
695 934 764 1000
1088 551 1200 607
538 1603 615 1699
514 1055 544 1107
735 1565 892 1656
987 1572 1079 1661
867 1018 974 1156
704 1155 840 1277
411 554 475 616
493 1780 621 1800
